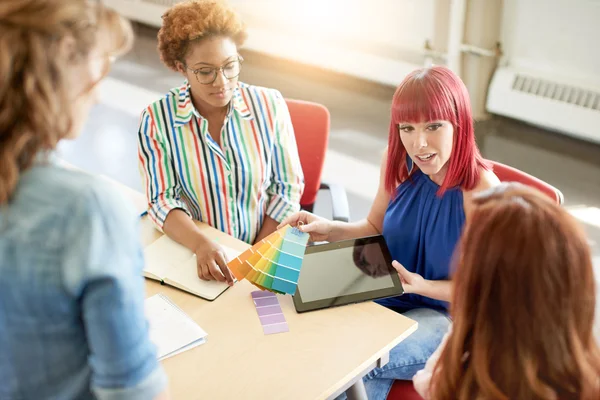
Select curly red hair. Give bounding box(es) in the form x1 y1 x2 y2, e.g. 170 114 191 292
158 0 247 71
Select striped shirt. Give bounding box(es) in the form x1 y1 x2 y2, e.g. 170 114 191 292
137 81 304 244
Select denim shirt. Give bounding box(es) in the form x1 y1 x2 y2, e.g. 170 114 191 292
0 159 167 400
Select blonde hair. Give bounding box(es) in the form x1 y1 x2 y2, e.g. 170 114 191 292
0 0 133 204
158 0 247 71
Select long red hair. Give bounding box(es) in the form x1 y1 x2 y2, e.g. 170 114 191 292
431 184 600 399
385 66 489 195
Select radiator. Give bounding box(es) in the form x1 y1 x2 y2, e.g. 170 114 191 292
486 67 600 144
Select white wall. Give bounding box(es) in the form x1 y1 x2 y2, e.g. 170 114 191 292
502 0 600 86
229 0 437 86
107 0 439 85
230 0 436 56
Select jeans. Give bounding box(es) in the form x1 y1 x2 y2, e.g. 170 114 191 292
335 307 451 400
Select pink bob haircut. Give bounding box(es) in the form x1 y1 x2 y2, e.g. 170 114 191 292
385 65 490 196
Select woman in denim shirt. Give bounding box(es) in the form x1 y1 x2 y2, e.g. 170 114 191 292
0 1 169 399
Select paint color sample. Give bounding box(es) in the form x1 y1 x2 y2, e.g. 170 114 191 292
251 291 289 335
228 225 310 294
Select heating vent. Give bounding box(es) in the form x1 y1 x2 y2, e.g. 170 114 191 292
487 67 600 144
512 74 600 111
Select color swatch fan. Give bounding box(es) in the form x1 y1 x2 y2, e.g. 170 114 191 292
227 225 309 294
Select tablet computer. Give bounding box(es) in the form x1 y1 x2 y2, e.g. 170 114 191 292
293 235 404 313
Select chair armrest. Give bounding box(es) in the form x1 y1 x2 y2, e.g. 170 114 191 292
319 181 350 222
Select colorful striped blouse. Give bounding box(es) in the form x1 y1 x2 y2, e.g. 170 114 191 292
137 81 304 244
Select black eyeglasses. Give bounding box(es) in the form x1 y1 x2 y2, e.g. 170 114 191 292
185 56 243 85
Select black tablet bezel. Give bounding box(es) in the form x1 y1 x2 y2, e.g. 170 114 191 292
292 235 404 313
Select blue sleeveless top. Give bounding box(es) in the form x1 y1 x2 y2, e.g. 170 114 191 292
378 168 466 312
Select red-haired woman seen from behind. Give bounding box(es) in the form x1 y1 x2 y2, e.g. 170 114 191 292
414 183 600 399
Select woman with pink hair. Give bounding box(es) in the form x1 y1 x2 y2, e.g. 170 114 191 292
280 66 500 398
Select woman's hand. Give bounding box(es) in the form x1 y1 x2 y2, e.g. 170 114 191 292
413 330 452 399
278 211 334 242
194 238 235 286
392 260 428 295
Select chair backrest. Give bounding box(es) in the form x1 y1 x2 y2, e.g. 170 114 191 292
285 99 330 208
488 160 564 205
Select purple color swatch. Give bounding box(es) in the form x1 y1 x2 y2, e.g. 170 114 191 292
263 323 289 335
251 290 289 335
251 291 275 299
256 305 282 316
259 313 286 325
253 296 279 307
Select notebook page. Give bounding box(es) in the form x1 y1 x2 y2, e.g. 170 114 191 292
145 294 207 360
165 256 230 300
221 244 243 262
163 338 207 359
164 244 243 299
143 234 195 279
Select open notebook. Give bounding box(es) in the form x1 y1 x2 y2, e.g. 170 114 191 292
143 234 242 301
145 294 207 360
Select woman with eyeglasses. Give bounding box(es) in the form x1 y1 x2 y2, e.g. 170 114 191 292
0 1 169 399
138 0 304 285
414 183 600 399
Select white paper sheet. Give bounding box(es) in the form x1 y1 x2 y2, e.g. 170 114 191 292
145 294 208 360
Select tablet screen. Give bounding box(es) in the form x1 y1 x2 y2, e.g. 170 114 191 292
293 236 403 312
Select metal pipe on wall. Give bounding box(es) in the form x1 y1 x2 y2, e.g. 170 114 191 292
461 0 504 119
446 0 467 74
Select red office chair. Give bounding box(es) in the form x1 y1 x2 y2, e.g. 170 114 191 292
488 160 564 205
285 99 350 222
387 380 423 400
